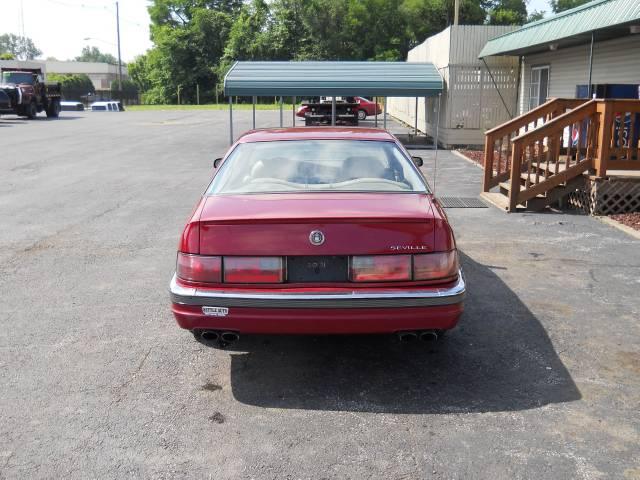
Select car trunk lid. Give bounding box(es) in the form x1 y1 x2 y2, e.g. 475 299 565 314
198 193 436 256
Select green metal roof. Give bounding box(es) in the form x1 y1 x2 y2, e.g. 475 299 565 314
479 0 640 58
224 61 443 97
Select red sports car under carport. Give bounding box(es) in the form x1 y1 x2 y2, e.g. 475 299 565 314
170 128 465 346
296 97 382 121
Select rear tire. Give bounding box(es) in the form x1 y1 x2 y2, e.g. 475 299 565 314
46 99 60 118
26 101 37 119
357 109 367 120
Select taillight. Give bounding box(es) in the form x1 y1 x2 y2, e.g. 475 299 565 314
176 253 221 283
223 257 284 283
350 255 411 282
179 222 200 254
413 251 458 280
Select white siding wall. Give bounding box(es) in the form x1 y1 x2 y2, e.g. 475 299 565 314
388 25 519 147
520 35 640 114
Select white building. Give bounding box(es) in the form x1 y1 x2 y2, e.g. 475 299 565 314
479 0 640 114
45 61 128 92
388 25 519 148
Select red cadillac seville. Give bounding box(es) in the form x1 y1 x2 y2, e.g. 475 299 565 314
170 127 465 344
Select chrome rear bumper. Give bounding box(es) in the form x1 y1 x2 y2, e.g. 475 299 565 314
169 271 465 309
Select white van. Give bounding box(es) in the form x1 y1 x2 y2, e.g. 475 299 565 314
90 101 122 112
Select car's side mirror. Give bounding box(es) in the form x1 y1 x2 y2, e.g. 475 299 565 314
412 156 423 167
213 157 223 168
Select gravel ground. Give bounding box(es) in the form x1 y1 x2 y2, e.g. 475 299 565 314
0 110 639 479
610 212 640 231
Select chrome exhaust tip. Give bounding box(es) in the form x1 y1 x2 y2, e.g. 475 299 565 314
397 331 418 342
200 330 220 342
220 331 240 343
419 330 439 342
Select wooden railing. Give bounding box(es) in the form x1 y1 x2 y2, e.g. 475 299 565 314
507 100 599 211
594 100 640 175
482 98 586 192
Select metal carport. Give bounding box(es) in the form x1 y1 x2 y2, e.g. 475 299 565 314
223 61 443 145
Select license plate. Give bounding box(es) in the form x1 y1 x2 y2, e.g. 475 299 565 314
287 256 348 282
202 306 229 317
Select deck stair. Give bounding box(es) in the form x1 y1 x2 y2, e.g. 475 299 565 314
481 98 640 212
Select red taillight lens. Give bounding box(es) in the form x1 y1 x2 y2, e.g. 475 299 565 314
176 253 222 283
223 257 284 283
350 255 411 282
413 251 458 280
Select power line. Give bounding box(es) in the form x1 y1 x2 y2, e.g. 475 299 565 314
41 0 144 27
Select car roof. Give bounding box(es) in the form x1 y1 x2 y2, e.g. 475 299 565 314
237 127 397 143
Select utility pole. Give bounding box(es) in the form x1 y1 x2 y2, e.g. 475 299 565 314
116 1 123 104
454 0 460 25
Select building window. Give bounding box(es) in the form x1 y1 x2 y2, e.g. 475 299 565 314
529 66 550 110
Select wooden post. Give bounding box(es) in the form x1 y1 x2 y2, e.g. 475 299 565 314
508 141 522 212
595 100 613 177
482 133 495 192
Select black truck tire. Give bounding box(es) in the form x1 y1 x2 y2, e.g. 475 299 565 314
25 101 37 119
46 99 61 118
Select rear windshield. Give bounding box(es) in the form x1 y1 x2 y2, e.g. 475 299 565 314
208 140 427 194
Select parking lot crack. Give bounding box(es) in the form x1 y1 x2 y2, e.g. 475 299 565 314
114 347 152 403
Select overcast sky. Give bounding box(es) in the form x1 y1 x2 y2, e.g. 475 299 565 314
1 0 551 62
0 0 152 62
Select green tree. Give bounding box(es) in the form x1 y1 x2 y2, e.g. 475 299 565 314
527 10 545 22
0 34 42 60
47 73 95 100
75 46 117 64
0 53 15 60
401 0 486 50
488 0 527 25
550 0 591 13
222 0 272 61
111 79 139 101
144 3 233 103
149 0 242 26
138 0 499 104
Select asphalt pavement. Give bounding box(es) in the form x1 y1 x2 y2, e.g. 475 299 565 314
0 109 639 479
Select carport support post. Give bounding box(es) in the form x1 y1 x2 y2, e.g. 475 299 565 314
252 96 256 129
229 96 233 146
374 97 378 127
279 96 283 127
424 97 428 136
414 96 419 136
383 97 387 129
587 32 594 98
292 96 296 126
433 93 441 193
331 96 336 126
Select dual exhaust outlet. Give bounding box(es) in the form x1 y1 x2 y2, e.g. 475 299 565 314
397 330 440 343
197 330 440 344
199 330 240 344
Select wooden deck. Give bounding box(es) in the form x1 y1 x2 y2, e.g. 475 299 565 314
481 98 640 212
